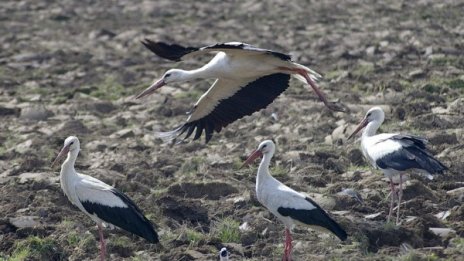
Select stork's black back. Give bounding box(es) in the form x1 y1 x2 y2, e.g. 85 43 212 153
81 188 159 243
376 134 447 174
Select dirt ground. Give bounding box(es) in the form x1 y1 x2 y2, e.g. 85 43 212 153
1 0 463 260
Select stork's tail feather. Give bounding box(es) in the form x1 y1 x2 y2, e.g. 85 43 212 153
155 126 183 143
409 147 448 175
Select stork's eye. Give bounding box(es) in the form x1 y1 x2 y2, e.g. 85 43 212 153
262 144 267 148
367 112 371 117
165 73 171 78
70 142 74 145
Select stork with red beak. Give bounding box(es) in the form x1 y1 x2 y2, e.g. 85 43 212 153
243 140 347 261
136 40 345 143
348 107 447 223
52 136 159 260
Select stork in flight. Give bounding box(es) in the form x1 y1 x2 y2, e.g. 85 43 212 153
348 107 447 223
52 136 159 260
242 140 347 261
136 40 345 143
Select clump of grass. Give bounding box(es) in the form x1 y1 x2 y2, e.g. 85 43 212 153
78 233 97 253
351 62 375 78
89 76 126 101
10 236 65 261
177 157 208 176
422 84 442 93
447 79 464 90
271 164 288 178
66 231 80 247
181 227 207 247
211 217 241 243
400 251 439 261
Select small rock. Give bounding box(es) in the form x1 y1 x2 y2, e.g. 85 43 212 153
429 227 456 238
20 106 52 121
14 139 33 154
9 216 40 228
408 69 425 78
58 120 90 135
89 102 116 114
434 211 451 221
110 128 134 139
18 172 57 184
366 46 376 56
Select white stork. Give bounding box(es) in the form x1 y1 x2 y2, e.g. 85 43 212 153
242 140 347 261
348 107 447 223
136 40 345 143
51 136 159 261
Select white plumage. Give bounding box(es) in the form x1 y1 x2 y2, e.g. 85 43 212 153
52 136 158 261
243 140 347 261
136 40 344 143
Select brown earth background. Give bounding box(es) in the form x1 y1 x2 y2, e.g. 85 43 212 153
0 0 463 260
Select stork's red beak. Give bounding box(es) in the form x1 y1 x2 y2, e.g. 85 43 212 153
51 144 70 168
135 79 166 99
240 149 263 168
348 118 368 140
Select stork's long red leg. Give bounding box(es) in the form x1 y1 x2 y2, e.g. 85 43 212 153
278 67 345 112
396 174 403 224
387 177 396 223
98 224 106 261
282 228 293 261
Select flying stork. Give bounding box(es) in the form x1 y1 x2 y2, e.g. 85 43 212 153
348 107 447 223
242 140 347 261
136 39 345 143
52 136 159 260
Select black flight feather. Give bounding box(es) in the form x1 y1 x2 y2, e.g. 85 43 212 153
277 197 347 241
81 188 159 243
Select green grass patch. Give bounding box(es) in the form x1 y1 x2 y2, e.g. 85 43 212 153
10 236 64 261
177 156 208 176
352 62 375 78
211 217 241 243
271 164 289 178
447 79 464 90
89 76 127 101
183 228 207 247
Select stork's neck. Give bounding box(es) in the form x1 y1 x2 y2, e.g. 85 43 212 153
184 66 217 80
257 152 273 186
61 149 79 177
362 120 382 138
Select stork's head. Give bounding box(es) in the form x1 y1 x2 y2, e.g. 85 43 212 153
348 107 385 139
135 69 188 99
51 136 80 167
241 140 275 168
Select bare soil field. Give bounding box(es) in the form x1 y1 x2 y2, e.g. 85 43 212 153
0 0 463 260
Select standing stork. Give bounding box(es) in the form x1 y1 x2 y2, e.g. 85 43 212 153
348 107 447 223
242 140 347 261
51 136 159 260
135 40 345 143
